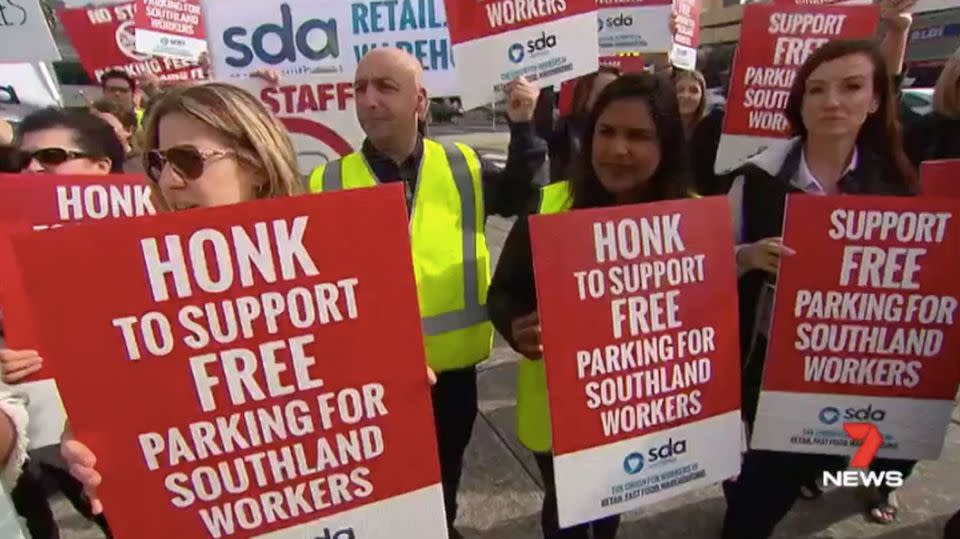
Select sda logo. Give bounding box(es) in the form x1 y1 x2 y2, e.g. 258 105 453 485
313 527 355 539
507 42 525 63
819 405 886 425
509 31 557 63
648 437 687 464
623 451 644 474
818 406 841 425
599 13 634 31
223 2 339 68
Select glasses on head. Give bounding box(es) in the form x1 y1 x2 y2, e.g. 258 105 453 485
145 145 237 183
18 148 92 170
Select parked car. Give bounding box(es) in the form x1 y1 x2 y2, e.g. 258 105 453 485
471 100 510 122
428 98 464 125
900 88 934 117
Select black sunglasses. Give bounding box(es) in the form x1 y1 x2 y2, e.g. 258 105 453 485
145 146 237 183
18 148 93 170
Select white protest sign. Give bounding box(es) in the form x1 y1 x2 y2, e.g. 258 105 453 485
598 0 673 55
444 0 600 111
0 0 61 62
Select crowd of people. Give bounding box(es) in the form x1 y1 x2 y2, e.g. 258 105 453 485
0 0 957 537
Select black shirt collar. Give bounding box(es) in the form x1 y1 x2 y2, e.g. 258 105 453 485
360 135 424 183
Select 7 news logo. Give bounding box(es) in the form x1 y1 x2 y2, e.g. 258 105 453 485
821 423 904 488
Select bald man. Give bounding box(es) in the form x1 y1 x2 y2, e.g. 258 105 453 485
307 48 547 538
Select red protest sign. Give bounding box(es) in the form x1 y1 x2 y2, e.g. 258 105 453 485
445 0 596 42
921 160 960 197
0 173 154 450
0 173 155 352
529 197 741 527
10 184 447 538
135 0 207 61
600 52 646 73
57 2 205 82
714 4 878 173
671 0 701 70
751 195 960 460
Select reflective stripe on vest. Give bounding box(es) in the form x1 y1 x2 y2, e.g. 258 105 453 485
307 140 493 370
516 180 574 452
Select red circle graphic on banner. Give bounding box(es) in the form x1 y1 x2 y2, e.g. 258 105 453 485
280 117 354 158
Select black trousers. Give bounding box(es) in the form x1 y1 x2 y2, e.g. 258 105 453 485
870 458 918 494
431 367 479 533
533 452 620 539
722 450 846 539
9 458 113 539
10 461 58 539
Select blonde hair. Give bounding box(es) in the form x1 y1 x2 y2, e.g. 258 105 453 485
933 51 960 118
674 69 707 121
142 82 302 210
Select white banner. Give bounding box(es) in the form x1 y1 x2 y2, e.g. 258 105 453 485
751 391 955 460
233 74 366 177
203 0 460 97
554 411 741 528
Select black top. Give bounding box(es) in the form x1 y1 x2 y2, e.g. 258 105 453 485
904 112 960 167
360 121 547 218
487 214 538 352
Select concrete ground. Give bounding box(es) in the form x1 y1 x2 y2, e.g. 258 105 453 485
50 129 959 538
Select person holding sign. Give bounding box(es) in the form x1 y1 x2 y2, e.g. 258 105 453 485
11 107 127 176
305 47 545 539
724 39 917 539
42 81 298 519
1 106 129 539
488 73 694 539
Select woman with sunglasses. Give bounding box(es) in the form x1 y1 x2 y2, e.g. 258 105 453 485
0 83 302 537
0 106 128 538
14 107 126 175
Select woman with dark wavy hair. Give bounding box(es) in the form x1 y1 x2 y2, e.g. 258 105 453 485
488 73 693 539
723 38 915 539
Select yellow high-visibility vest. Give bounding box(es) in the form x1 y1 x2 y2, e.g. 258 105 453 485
516 180 573 453
306 138 493 372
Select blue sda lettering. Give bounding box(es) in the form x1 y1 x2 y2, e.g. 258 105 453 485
223 3 339 68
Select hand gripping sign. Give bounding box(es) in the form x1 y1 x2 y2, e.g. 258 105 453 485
444 0 600 110
0 173 155 449
714 4 878 174
529 197 742 527
10 184 448 538
751 195 960 461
